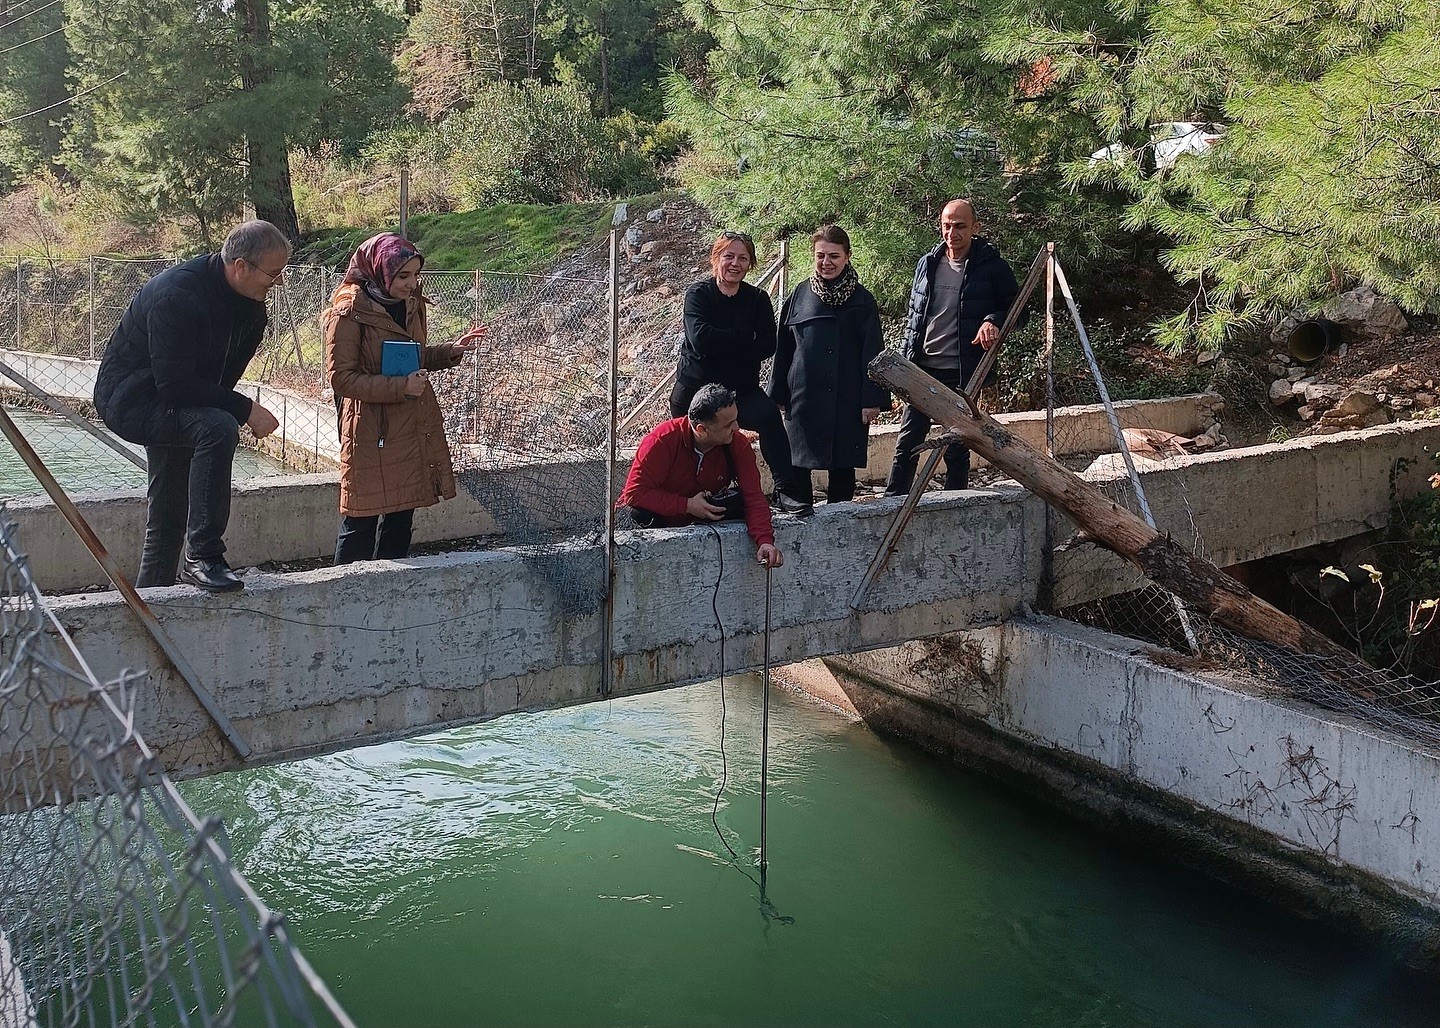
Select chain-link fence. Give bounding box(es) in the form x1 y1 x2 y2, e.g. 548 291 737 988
0 511 352 1027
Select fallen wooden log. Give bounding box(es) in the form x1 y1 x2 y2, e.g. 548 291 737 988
869 349 1357 663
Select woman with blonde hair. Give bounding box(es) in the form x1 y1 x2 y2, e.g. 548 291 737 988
324 233 485 564
671 230 809 516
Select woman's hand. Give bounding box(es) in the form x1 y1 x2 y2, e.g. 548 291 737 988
861 407 881 425
403 369 429 397
453 325 488 353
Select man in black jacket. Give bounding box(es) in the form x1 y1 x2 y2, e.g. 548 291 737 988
883 198 1019 496
95 220 288 592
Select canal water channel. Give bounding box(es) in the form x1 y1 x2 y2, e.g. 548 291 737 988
4 407 1435 1025
183 682 1440 1027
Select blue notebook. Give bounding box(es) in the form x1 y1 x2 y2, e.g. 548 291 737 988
381 340 421 376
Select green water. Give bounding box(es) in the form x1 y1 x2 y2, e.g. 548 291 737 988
0 408 289 498
182 682 1440 1027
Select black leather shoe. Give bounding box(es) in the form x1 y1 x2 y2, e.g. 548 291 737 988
179 557 244 593
771 491 815 518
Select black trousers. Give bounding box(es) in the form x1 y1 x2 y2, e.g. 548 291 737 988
334 508 416 565
884 365 970 495
136 407 240 587
670 381 798 497
790 466 858 504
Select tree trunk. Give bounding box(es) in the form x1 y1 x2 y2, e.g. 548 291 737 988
235 0 299 240
489 0 507 79
597 10 611 118
869 350 1358 663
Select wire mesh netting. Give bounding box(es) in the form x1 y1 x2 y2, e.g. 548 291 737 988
0 512 352 1028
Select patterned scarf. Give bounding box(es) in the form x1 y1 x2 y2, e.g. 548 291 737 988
340 233 424 304
810 263 859 306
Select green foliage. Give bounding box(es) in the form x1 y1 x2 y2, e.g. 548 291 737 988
443 81 605 206
62 0 406 242
296 197 623 273
0 0 69 188
1040 0 1440 349
670 0 1440 346
665 0 1134 310
440 82 674 205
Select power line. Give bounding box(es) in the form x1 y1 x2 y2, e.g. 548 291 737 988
0 22 60 56
0 0 63 31
0 71 127 126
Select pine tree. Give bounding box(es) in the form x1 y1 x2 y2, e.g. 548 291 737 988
0 0 70 186
63 0 406 244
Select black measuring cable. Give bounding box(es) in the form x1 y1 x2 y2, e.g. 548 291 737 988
705 522 741 862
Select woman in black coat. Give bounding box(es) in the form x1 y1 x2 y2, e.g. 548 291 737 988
769 225 890 504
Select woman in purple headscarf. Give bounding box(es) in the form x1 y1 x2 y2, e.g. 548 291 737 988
323 233 486 564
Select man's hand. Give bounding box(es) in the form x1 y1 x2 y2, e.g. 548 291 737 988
246 403 279 439
756 543 783 569
403 369 429 397
973 321 1000 350
861 407 881 425
686 491 725 521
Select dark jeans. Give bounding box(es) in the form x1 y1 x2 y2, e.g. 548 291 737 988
136 407 240 587
884 365 970 495
795 466 856 505
334 508 416 565
670 381 798 497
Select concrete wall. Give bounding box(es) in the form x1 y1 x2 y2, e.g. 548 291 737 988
1050 417 1440 607
43 488 1043 779
801 616 1440 958
18 408 1440 598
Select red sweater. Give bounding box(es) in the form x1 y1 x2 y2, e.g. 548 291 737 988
617 417 775 546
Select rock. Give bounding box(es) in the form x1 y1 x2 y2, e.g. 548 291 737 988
1270 379 1298 405
1270 312 1303 348
1286 366 1308 382
1267 361 1288 378
1317 391 1392 432
1298 405 1316 421
653 283 674 298
1405 379 1422 391
1302 382 1342 406
1324 285 1410 340
640 240 661 257
624 225 644 247
611 203 629 227
1197 349 1218 365
1394 397 1415 409
1416 393 1437 409
646 208 665 222
1333 391 1381 417
1336 343 1348 357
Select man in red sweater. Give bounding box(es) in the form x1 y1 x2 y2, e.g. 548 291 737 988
618 383 785 568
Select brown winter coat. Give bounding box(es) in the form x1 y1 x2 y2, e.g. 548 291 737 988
324 284 465 517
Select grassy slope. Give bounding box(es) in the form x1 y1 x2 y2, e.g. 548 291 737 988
294 192 674 272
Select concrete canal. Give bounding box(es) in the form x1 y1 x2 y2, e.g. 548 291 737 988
180 681 1440 1027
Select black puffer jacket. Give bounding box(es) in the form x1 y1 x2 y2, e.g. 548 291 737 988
900 237 1020 383
94 254 265 445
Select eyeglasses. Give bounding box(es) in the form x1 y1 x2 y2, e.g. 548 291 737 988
244 259 287 284
719 231 753 244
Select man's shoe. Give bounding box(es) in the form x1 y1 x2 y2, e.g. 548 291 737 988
179 557 244 593
771 492 815 518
